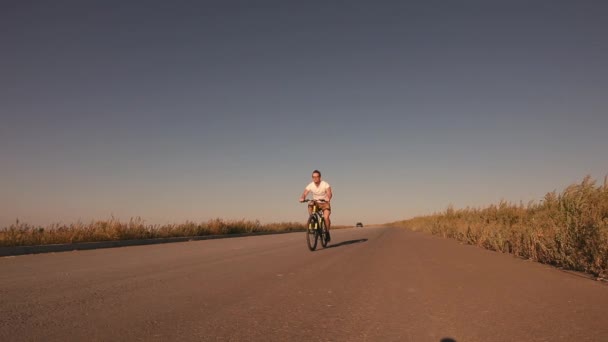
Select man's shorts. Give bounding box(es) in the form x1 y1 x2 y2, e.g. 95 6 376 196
309 201 331 213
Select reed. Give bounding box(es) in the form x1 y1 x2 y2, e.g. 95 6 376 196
392 175 608 278
0 217 304 247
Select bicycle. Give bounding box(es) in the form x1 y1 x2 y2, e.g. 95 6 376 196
301 199 329 251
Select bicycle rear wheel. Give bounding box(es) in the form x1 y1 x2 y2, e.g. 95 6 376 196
306 216 318 251
320 218 328 248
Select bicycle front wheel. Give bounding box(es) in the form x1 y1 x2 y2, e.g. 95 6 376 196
306 216 318 251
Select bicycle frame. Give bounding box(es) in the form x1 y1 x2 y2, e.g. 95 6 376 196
310 202 324 221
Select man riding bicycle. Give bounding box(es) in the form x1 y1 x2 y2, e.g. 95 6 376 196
299 170 333 242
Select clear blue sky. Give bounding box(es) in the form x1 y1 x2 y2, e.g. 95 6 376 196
2 1 607 227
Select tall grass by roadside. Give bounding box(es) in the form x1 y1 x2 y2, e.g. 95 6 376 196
0 218 305 248
392 175 608 278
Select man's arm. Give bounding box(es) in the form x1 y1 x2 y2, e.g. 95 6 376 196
299 189 310 202
326 187 332 202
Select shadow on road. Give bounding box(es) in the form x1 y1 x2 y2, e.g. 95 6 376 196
441 338 457 342
326 238 368 249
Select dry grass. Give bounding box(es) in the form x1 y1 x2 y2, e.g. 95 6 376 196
392 175 608 278
0 217 305 248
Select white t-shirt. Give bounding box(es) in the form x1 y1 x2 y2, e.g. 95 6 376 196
306 181 331 201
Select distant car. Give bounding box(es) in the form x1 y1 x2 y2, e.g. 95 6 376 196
356 222 363 228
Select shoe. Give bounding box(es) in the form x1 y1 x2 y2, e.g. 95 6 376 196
325 231 331 243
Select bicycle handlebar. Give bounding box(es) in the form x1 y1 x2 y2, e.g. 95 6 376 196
300 199 327 203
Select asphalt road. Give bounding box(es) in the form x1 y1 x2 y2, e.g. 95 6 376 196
1 226 607 342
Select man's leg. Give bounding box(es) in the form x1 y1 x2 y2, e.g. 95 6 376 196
323 210 331 231
323 209 331 242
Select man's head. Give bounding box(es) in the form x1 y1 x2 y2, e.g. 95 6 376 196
312 170 321 185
